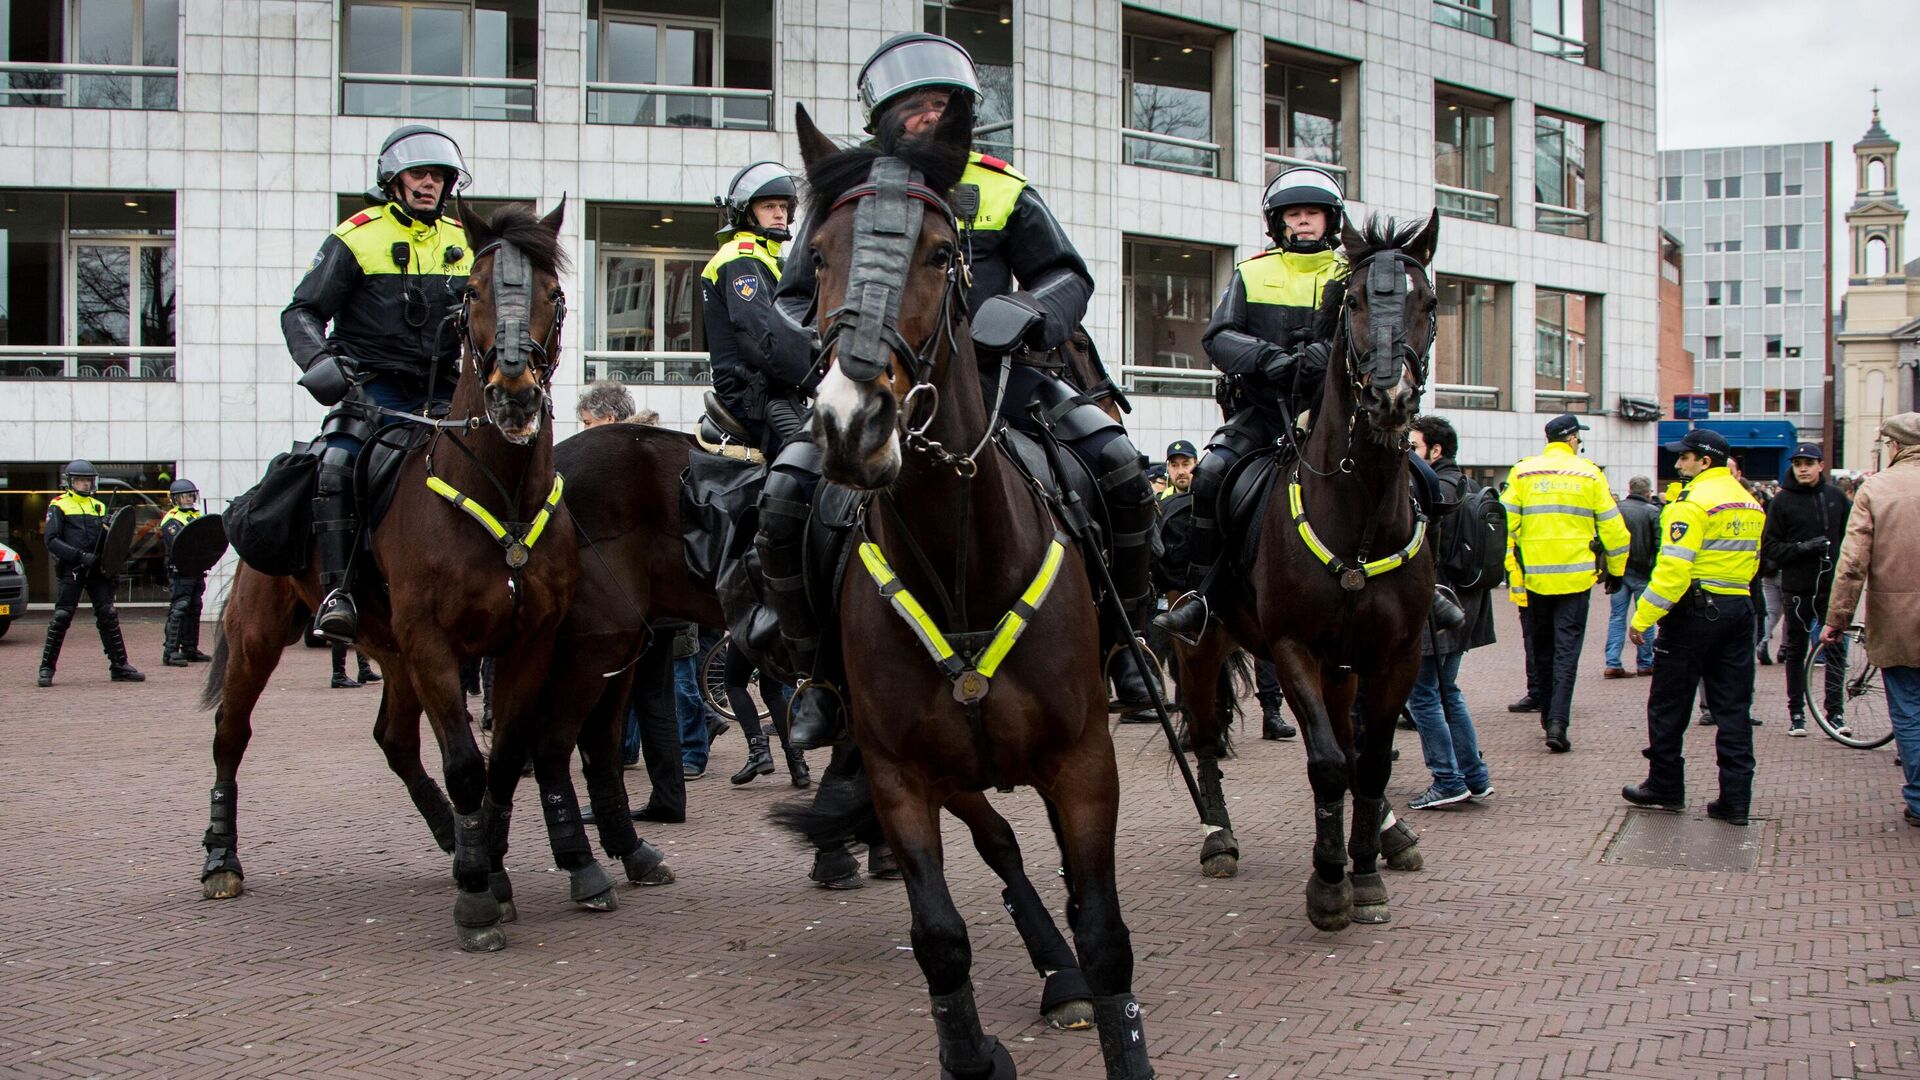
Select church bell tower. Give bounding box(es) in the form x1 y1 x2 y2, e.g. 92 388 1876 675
1848 93 1906 284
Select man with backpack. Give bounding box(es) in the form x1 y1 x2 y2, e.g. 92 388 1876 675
1405 417 1497 808
1604 476 1662 678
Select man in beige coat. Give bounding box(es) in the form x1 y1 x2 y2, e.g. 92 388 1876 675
1823 412 1920 826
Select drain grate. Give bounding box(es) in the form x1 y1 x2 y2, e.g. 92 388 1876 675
1601 809 1764 872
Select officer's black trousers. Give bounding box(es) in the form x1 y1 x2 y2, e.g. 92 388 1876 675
1779 590 1848 723
165 573 205 653
630 630 686 820
54 571 124 657
1525 590 1590 726
1643 595 1756 810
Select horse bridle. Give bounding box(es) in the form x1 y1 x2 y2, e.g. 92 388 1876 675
815 157 989 474
1339 248 1435 400
455 238 567 396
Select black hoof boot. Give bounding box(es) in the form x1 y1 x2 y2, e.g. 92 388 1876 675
622 841 675 885
932 984 1018 1080
867 842 903 880
454 888 506 953
1380 811 1423 872
37 666 54 688
1092 994 1155 1079
569 861 619 910
810 845 862 889
1039 967 1095 1030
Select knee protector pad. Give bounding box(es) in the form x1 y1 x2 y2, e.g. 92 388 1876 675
48 607 75 634
316 445 356 497
95 602 119 626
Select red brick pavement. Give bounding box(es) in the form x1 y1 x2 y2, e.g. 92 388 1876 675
1 602 1917 1078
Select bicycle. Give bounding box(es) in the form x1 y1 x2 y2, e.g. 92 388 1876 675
699 632 744 722
1803 624 1895 749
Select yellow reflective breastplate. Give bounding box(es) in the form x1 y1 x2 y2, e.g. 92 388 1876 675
1288 474 1426 587
425 473 564 569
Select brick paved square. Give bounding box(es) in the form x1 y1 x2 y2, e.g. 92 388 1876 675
1 603 1916 1078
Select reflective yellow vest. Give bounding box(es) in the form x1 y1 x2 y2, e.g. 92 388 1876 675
52 492 105 518
700 231 782 285
958 152 1025 232
1237 247 1345 309
161 506 200 530
1630 466 1764 632
1501 441 1630 595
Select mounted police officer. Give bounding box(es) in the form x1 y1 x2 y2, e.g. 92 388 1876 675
1622 428 1765 825
702 161 798 452
37 459 144 687
760 33 1156 750
159 477 213 667
1155 166 1349 642
282 124 477 642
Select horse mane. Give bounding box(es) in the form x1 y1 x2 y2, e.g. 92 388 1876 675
474 202 570 277
1313 213 1428 339
802 128 972 224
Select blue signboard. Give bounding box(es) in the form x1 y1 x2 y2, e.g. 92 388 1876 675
1673 395 1692 419
1690 394 1711 418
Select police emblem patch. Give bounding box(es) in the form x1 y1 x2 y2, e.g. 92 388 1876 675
733 275 758 301
1669 521 1690 542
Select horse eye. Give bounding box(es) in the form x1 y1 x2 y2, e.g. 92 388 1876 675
810 248 825 268
929 246 953 268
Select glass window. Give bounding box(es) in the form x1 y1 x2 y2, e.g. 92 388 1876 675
580 203 714 385
1536 288 1598 411
1122 28 1219 178
589 1 773 130
1661 176 1682 201
1535 112 1591 238
1263 48 1348 186
1764 225 1781 250
1530 0 1588 64
1704 335 1722 359
1433 0 1500 40
342 0 537 121
925 1 1014 154
1765 335 1782 358
1 190 175 380
1784 388 1802 412
18 0 179 109
1705 178 1722 199
1121 237 1222 397
1763 388 1781 413
1785 224 1802 249
1764 286 1782 305
1436 90 1502 224
1765 171 1782 196
1724 174 1742 198
1433 275 1509 410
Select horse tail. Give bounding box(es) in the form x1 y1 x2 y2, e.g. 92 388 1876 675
1217 649 1255 756
768 742 886 849
199 615 229 711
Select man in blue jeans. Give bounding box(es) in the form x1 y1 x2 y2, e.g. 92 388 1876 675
1604 476 1661 677
1823 412 1920 826
1406 417 1495 808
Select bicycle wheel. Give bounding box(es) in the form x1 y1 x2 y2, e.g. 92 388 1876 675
1804 625 1895 749
700 634 737 722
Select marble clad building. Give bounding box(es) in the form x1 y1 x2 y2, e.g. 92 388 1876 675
0 0 1659 606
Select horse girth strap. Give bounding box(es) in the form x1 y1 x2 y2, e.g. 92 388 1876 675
426 472 564 569
1288 475 1426 590
857 530 1070 704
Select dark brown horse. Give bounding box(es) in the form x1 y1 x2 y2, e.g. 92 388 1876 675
198 203 578 952
1173 213 1441 931
793 98 1152 1079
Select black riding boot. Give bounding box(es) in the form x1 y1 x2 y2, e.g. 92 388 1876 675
1153 514 1221 643
38 607 72 687
757 443 842 752
99 608 144 682
358 654 381 683
730 734 775 785
182 599 212 662
311 470 360 642
330 643 360 688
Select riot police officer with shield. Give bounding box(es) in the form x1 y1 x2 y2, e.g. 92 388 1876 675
37 459 144 687
282 124 477 642
761 33 1158 750
159 477 213 666
702 161 799 453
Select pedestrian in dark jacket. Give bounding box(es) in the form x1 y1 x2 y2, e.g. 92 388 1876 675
1604 477 1661 677
1761 443 1852 734
1404 417 1495 809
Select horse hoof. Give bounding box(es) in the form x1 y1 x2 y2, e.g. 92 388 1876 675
1381 818 1423 871
578 887 619 912
1040 968 1095 1030
622 842 674 886
1201 852 1239 878
1044 999 1094 1031
201 871 243 900
939 1037 1018 1080
569 862 618 907
1384 846 1423 872
819 874 864 890
1305 875 1353 932
1350 872 1390 924
497 899 519 924
458 924 508 953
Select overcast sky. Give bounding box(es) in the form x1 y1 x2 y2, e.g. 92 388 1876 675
1658 0 1920 303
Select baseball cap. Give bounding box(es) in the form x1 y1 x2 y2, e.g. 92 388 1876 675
1789 442 1824 461
1544 413 1590 439
1662 427 1732 458
1165 439 1199 460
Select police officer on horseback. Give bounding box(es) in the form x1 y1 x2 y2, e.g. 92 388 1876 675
702 161 799 452
1155 166 1349 642
159 477 213 667
282 124 477 642
37 459 144 687
760 32 1157 750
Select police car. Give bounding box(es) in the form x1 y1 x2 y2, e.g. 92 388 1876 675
0 541 25 637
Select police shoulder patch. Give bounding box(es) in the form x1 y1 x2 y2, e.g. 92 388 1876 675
733 274 758 301
1669 521 1690 543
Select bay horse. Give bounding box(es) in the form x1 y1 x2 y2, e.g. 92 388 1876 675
793 98 1153 1079
1173 213 1441 931
198 203 580 952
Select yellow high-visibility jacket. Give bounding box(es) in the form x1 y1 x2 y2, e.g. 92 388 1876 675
1630 466 1764 633
1500 441 1629 595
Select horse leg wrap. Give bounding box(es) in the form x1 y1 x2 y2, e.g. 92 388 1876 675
1197 758 1232 830
451 803 492 893
930 984 1011 1079
488 870 514 906
1380 805 1424 871
407 777 456 853
1092 994 1155 1080
584 778 639 858
537 783 593 872
1312 800 1346 883
200 781 242 880
1002 884 1077 976
1348 794 1385 874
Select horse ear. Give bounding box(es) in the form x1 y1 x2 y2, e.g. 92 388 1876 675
920 90 975 190
796 104 838 170
1408 208 1440 266
465 203 495 251
1339 216 1363 255
540 195 566 236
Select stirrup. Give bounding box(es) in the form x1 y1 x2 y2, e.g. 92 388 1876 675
1154 591 1211 646
787 678 848 751
314 588 359 643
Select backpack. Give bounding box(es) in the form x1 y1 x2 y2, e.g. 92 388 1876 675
1437 483 1508 592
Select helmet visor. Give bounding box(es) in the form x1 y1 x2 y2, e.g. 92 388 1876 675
379 131 471 192
1263 166 1343 211
729 161 796 210
858 37 980 124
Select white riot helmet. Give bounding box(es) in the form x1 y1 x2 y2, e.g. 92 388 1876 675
371 125 472 221
856 33 981 134
716 161 797 241
1263 166 1345 253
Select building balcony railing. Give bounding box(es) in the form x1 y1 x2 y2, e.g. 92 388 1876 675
1530 27 1589 64
0 346 176 380
0 62 177 110
1535 387 1592 409
1432 0 1499 38
1436 183 1501 224
585 351 711 385
1535 202 1591 238
1431 382 1503 410
1120 363 1219 398
585 82 773 130
973 117 1014 154
1121 128 1222 179
1263 152 1347 184
341 71 537 122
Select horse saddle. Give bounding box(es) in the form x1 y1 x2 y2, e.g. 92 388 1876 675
1220 447 1283 577
696 391 765 464
356 419 435 533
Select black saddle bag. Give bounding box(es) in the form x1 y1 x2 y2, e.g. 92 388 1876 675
224 446 321 577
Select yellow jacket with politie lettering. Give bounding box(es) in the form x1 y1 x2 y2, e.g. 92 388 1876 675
1500 440 1630 596
1630 466 1764 633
